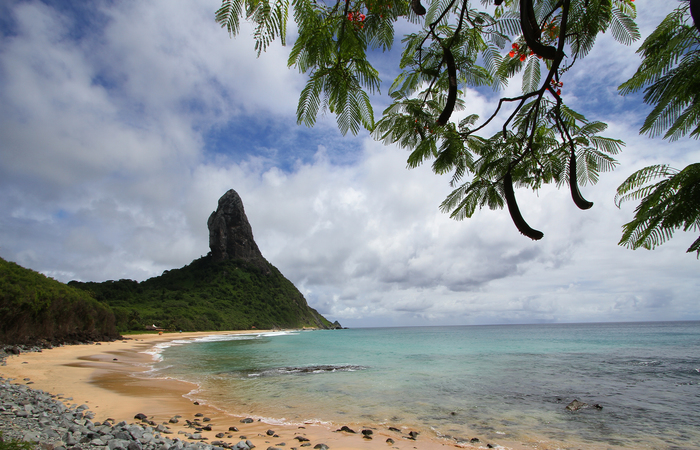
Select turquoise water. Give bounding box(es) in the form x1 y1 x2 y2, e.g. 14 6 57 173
147 322 700 448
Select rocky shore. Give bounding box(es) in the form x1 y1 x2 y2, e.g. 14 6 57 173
0 377 337 450
0 343 317 450
0 377 223 450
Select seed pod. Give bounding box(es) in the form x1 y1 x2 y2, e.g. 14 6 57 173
504 171 544 240
691 0 700 33
411 0 426 15
569 149 593 210
436 46 457 126
519 0 557 60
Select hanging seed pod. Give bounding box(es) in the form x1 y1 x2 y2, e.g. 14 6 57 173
411 0 426 15
691 0 700 33
504 171 544 240
569 148 593 210
519 0 557 60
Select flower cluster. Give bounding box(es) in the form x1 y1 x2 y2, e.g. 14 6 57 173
550 79 563 96
508 43 523 60
347 12 366 21
542 22 559 40
347 11 366 28
508 43 540 61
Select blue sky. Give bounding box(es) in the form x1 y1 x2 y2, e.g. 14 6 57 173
0 0 698 328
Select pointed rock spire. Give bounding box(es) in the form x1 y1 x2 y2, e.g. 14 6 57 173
208 189 266 265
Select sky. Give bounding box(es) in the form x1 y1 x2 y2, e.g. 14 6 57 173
0 0 697 328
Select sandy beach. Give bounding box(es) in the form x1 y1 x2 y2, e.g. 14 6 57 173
0 332 483 450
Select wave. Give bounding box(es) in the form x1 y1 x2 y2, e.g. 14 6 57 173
229 364 368 378
140 330 297 361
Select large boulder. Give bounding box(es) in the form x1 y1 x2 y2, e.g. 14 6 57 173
208 189 266 267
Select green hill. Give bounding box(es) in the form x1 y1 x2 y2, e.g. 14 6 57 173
68 255 335 333
1 190 338 339
0 257 119 345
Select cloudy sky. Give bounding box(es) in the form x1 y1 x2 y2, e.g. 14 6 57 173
0 0 697 327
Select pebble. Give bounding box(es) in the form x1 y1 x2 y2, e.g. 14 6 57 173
0 377 238 450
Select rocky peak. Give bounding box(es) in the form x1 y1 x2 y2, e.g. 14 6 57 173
208 189 266 266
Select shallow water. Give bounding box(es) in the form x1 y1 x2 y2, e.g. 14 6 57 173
147 322 700 448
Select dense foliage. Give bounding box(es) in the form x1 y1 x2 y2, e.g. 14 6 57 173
0 257 119 345
69 256 333 333
615 2 700 256
218 0 699 255
217 0 636 240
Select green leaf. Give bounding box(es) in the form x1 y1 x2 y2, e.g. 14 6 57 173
522 56 540 94
616 163 700 256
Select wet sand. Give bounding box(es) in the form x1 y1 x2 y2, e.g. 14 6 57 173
0 332 484 450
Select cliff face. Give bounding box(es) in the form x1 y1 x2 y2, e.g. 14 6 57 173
208 189 266 267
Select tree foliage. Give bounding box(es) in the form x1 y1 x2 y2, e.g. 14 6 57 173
218 0 639 239
615 164 700 255
0 257 119 345
69 256 334 332
616 2 700 256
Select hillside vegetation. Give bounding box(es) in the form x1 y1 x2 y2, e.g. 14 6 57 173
0 257 119 345
69 255 333 333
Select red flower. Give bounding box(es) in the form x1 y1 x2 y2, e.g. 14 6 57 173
359 13 366 21
556 89 561 95
512 43 519 50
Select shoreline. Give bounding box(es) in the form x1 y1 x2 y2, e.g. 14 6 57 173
0 332 490 450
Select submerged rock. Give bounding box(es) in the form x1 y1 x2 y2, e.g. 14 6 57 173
565 399 603 411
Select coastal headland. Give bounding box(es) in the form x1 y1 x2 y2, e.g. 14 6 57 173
0 331 488 450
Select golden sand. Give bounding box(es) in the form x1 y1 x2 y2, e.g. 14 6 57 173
0 331 481 450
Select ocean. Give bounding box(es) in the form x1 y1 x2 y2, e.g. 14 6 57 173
144 322 700 449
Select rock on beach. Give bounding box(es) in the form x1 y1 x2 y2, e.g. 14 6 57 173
0 377 241 450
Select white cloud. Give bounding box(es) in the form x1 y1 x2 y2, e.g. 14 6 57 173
0 0 697 328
